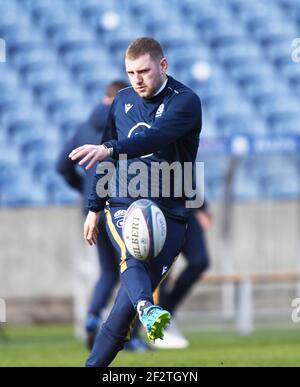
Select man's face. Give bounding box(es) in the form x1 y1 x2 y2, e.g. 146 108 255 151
125 53 168 98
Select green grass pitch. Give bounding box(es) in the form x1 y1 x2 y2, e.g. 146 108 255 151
0 325 300 367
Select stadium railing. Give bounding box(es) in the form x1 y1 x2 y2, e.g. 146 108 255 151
198 134 300 334
202 271 300 334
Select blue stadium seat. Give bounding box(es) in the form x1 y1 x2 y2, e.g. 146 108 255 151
216 41 261 69
103 23 145 50
10 124 60 147
0 102 45 130
291 81 300 99
257 94 299 118
204 21 247 49
5 27 45 55
200 156 228 201
1 0 299 206
48 100 90 134
245 80 290 109
61 44 110 69
1 180 48 207
202 116 218 137
40 170 80 205
258 157 300 198
233 175 261 201
0 65 19 84
230 60 275 88
198 81 241 110
19 135 59 175
230 0 282 24
0 150 20 178
185 2 233 33
33 80 69 102
37 83 83 109
50 27 95 54
11 45 58 70
167 43 211 65
28 0 74 29
73 61 122 88
280 62 300 86
0 128 8 146
247 17 295 46
180 0 219 16
22 64 70 89
277 0 300 14
209 98 264 135
81 2 130 29
265 40 295 68
0 7 30 44
270 114 300 134
232 155 300 200
0 86 32 113
150 25 197 51
0 154 49 207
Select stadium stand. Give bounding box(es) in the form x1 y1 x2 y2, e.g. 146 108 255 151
0 0 299 206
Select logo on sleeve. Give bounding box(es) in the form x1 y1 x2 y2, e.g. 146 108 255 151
125 104 133 114
128 122 153 158
155 103 164 118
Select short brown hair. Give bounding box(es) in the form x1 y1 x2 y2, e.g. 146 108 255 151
106 80 129 98
125 37 164 62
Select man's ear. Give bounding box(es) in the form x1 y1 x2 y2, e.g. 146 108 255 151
160 57 168 74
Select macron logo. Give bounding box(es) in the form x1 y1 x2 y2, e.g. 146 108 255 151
162 266 168 275
125 104 133 114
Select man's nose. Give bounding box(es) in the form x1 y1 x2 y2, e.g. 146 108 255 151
134 73 143 84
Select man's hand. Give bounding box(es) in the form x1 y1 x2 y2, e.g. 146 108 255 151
84 211 101 246
195 210 213 230
69 144 110 170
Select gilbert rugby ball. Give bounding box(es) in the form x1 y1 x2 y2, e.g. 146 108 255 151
122 199 167 261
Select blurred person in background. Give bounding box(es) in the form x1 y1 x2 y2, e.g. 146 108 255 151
154 202 212 348
57 80 151 352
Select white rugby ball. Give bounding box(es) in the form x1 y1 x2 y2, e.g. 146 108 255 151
122 199 167 261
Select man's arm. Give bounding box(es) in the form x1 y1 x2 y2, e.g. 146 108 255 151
84 210 101 246
69 92 201 168
195 199 213 230
56 129 84 192
83 102 118 245
108 92 201 159
85 101 117 213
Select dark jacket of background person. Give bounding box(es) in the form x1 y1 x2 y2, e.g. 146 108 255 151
56 104 110 212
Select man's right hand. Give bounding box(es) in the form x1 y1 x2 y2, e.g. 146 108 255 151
69 144 111 170
84 211 100 246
